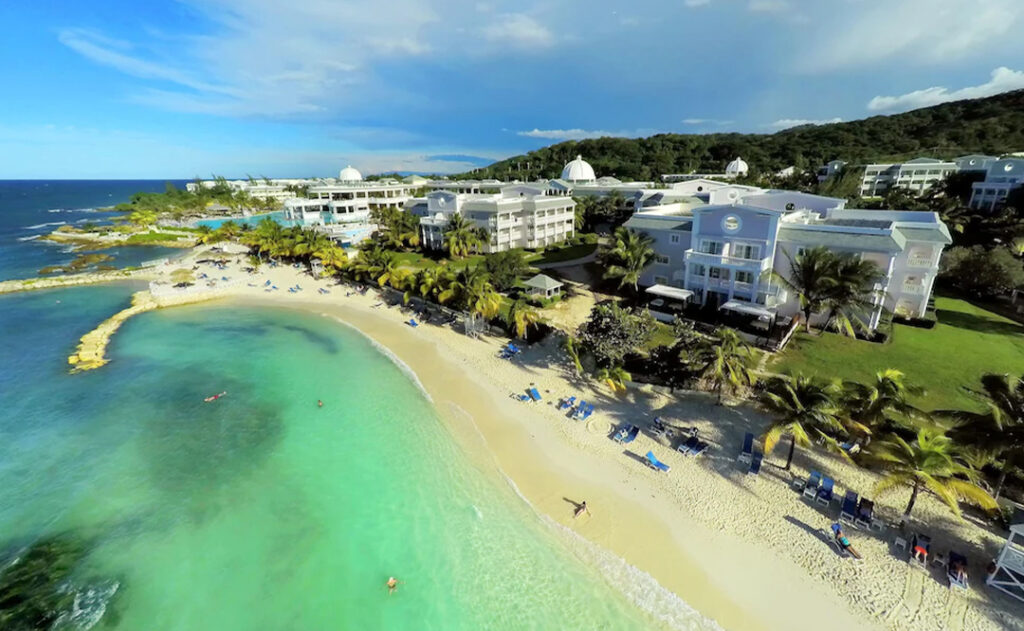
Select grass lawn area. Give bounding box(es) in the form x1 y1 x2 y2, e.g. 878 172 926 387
772 296 1024 411
125 232 193 243
643 322 678 351
528 242 598 265
390 251 484 271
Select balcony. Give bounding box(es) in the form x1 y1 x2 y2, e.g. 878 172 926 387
684 249 770 270
905 255 935 269
901 283 927 295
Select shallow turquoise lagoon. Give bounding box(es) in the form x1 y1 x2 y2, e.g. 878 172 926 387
0 286 693 630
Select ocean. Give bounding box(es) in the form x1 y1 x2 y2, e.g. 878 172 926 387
0 180 189 281
0 183 716 630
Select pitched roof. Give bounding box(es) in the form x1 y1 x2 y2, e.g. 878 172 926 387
524 274 563 290
623 216 693 232
777 227 904 252
894 225 952 245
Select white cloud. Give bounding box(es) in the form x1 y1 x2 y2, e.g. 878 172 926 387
682 118 733 125
867 67 1024 112
803 0 1022 72
482 14 554 48
517 128 653 140
767 117 843 130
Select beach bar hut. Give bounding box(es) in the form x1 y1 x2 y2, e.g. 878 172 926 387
524 274 563 299
988 523 1024 603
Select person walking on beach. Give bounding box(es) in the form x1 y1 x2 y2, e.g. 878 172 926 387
386 576 401 595
573 500 591 519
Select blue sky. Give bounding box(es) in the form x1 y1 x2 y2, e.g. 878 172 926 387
1 0 1023 178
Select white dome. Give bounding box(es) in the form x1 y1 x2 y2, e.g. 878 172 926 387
561 155 596 182
338 165 363 182
725 157 748 176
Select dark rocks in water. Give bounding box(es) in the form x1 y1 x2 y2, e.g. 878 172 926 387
0 535 118 631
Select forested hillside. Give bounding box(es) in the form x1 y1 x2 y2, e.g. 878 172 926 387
462 90 1024 181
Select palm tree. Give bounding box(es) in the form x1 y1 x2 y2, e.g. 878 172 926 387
443 215 480 259
690 328 752 404
315 246 348 274
774 246 835 332
563 335 583 375
868 428 998 518
759 374 847 470
601 226 655 292
944 373 1024 499
505 298 541 339
822 256 884 337
196 225 216 244
417 265 450 301
440 268 500 319
596 364 631 393
842 369 925 436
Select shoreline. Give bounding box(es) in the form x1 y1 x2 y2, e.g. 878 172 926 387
27 245 1023 631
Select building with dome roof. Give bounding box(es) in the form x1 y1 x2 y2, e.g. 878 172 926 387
725 157 748 178
561 155 597 183
338 165 363 182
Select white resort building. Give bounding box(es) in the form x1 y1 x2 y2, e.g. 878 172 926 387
624 186 951 334
859 158 958 197
968 157 1024 212
662 156 749 182
410 185 575 253
282 166 416 247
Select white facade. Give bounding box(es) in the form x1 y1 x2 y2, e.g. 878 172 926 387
625 188 951 331
281 174 416 247
184 179 298 202
414 185 575 253
860 158 957 197
969 158 1024 212
561 155 597 183
817 160 847 182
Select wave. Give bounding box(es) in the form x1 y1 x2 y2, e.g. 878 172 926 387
24 221 66 229
47 207 98 214
17 234 42 241
53 580 120 630
320 313 434 403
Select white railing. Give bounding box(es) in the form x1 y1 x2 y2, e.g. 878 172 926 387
684 249 768 269
901 283 926 295
906 256 935 269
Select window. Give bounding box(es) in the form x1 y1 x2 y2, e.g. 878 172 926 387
708 267 730 280
653 275 669 285
655 254 670 265
690 264 706 277
700 240 723 255
735 271 754 284
732 243 759 260
669 234 680 244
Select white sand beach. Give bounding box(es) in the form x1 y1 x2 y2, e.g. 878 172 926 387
48 248 1024 631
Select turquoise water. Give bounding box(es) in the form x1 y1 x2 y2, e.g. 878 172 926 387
0 286 681 630
197 211 296 229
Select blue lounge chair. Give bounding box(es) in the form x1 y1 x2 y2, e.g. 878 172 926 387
558 396 576 410
528 387 542 402
737 432 754 464
645 451 670 472
798 470 822 495
676 435 699 455
579 403 594 420
816 477 835 506
407 319 419 327
221 276 229 281
613 425 640 444
747 451 763 475
839 490 858 524
909 533 931 568
947 551 968 589
514 393 530 402
573 401 588 419
855 498 876 530
265 280 271 286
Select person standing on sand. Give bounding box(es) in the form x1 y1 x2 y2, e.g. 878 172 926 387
574 501 591 519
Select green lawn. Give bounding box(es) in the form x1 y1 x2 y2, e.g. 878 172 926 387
390 251 484 271
772 296 1024 411
125 232 193 244
529 243 598 265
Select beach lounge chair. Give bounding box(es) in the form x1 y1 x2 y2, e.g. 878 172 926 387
747 451 763 475
581 403 594 420
909 534 931 568
737 432 755 464
222 276 229 281
558 396 576 410
854 498 876 530
676 435 699 456
645 451 671 473
796 470 821 494
265 280 271 286
839 491 859 525
406 319 419 327
528 387 542 402
689 440 709 457
815 477 835 506
947 551 968 589
572 401 588 419
651 417 669 439
513 393 530 402
613 425 640 444
829 523 849 557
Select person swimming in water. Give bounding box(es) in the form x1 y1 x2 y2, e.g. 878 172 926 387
318 399 323 408
204 391 227 402
386 576 401 595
